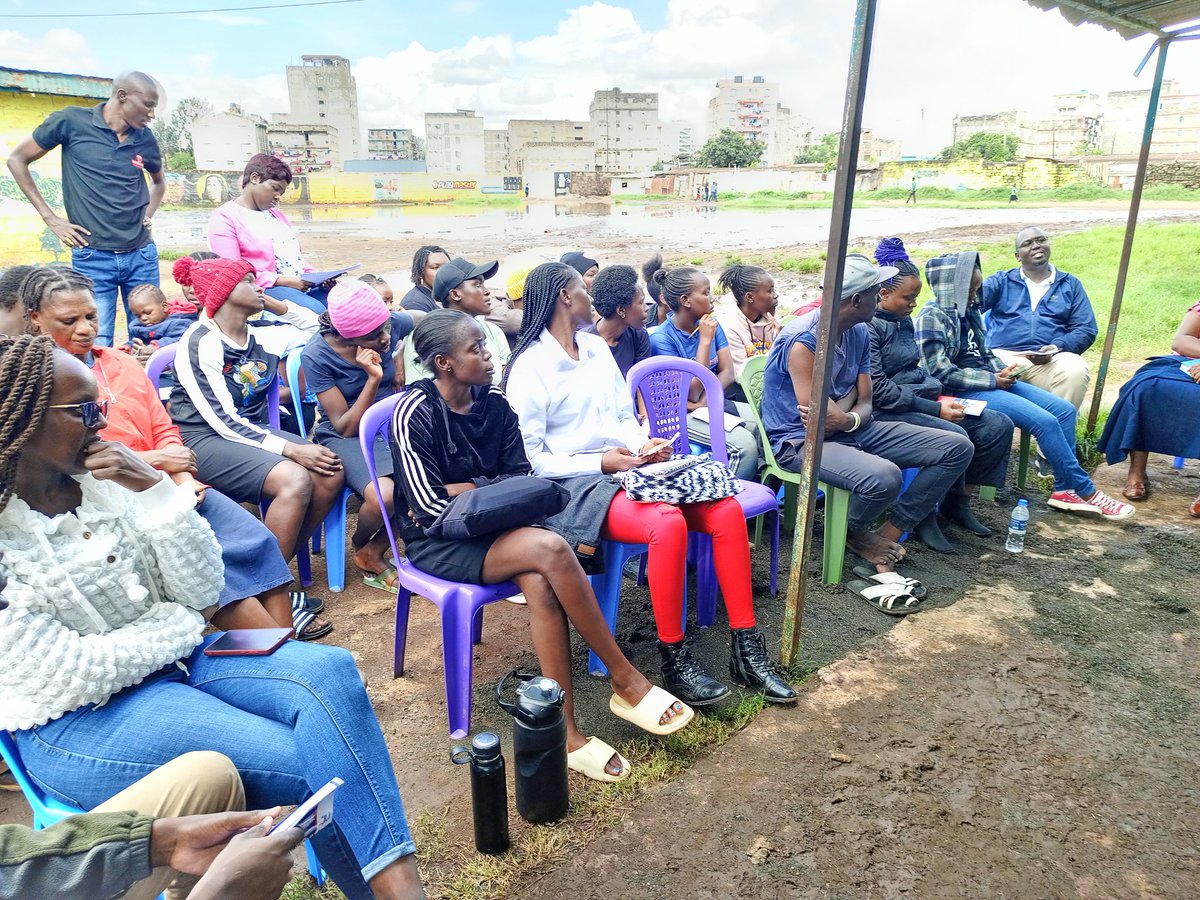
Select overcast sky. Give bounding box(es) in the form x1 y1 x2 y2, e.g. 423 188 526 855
3 0 1199 155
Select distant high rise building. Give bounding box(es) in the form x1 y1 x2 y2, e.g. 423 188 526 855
506 119 591 174
367 128 415 160
707 75 792 167
484 128 510 174
191 104 268 171
425 109 485 173
589 88 661 173
659 119 695 164
279 55 361 164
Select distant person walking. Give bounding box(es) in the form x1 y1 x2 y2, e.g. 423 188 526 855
905 175 918 205
709 180 718 202
1009 185 1019 203
7 71 165 347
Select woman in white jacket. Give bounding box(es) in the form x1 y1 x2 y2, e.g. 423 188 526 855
0 335 423 900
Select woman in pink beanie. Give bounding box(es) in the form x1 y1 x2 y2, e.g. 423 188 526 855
169 260 346 596
300 280 419 589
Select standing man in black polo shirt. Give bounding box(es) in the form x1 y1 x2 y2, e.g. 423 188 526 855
7 71 165 347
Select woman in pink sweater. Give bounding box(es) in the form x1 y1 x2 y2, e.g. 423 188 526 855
207 154 333 314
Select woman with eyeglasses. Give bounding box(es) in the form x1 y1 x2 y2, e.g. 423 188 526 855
300 281 417 590
17 264 333 639
0 332 426 899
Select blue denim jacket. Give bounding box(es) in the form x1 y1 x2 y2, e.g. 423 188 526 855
980 267 1097 355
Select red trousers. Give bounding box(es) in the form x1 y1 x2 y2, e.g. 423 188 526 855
601 492 755 643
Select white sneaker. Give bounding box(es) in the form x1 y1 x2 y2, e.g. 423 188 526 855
1085 490 1135 520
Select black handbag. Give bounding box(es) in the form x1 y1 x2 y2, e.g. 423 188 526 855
425 476 570 540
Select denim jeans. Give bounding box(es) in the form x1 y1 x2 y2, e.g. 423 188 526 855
957 381 1094 496
779 419 974 531
14 637 414 900
266 284 329 314
71 243 160 347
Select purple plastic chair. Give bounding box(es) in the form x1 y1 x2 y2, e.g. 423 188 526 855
144 344 319 587
626 357 781 628
360 393 521 739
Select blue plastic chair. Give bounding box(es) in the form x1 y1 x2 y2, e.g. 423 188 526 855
285 348 351 592
0 732 326 887
146 344 330 590
586 538 648 677
626 357 781 626
360 394 521 739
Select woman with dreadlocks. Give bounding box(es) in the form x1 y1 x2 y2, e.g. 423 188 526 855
505 262 796 708
301 279 417 590
400 245 450 314
0 334 424 899
641 255 760 480
19 264 332 639
869 237 1012 548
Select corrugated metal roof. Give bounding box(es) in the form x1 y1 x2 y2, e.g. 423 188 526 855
0 66 111 100
1025 0 1200 39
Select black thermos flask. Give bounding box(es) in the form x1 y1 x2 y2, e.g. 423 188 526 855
450 732 510 855
495 670 569 824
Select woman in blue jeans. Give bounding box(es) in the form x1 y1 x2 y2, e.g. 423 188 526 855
916 250 1133 521
0 335 423 899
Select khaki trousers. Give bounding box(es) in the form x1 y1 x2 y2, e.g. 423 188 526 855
93 751 245 900
992 348 1092 411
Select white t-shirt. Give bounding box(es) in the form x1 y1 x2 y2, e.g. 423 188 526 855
1020 264 1057 311
256 209 305 276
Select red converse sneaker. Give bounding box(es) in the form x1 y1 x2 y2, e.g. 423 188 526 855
1084 489 1135 520
1047 490 1100 514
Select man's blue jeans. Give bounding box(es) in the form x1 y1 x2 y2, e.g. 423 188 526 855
14 637 414 900
71 243 160 347
958 380 1094 496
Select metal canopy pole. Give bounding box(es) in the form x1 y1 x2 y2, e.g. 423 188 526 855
780 0 877 668
1086 35 1169 434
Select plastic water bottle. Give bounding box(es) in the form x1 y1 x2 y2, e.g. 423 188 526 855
1006 499 1029 553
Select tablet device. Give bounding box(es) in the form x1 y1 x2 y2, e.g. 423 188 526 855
301 265 360 286
203 628 294 657
270 777 343 837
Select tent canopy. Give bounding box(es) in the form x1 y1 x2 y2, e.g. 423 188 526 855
1025 0 1200 39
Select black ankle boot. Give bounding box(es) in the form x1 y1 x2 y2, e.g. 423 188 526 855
942 493 991 536
914 512 956 554
729 629 797 704
657 639 730 706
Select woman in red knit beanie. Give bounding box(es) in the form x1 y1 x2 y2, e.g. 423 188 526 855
169 257 346 575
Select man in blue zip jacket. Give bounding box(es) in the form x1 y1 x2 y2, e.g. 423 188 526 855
981 226 1096 414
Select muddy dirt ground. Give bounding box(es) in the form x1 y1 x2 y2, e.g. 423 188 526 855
4 207 1200 898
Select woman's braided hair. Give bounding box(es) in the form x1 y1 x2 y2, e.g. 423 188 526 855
18 265 94 315
410 245 449 287
874 237 921 291
0 334 58 513
501 262 577 388
717 264 768 308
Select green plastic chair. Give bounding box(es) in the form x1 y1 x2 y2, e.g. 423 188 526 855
739 355 852 585
978 430 1031 501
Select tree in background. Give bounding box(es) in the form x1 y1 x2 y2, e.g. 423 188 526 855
153 97 215 157
696 129 765 168
411 135 426 161
794 132 839 170
938 131 1020 162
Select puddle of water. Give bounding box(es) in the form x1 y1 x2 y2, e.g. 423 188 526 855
155 202 1200 256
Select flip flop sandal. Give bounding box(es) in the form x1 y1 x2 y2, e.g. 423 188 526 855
292 607 334 641
850 566 928 599
845 578 922 617
1122 481 1150 501
504 593 528 605
609 685 694 736
290 591 325 615
567 736 630 783
362 566 399 594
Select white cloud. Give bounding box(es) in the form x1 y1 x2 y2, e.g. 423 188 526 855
0 28 98 75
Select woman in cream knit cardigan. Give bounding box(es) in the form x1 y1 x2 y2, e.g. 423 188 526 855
0 336 423 899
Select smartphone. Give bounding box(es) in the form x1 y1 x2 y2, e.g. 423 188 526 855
270 777 343 837
203 627 294 657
